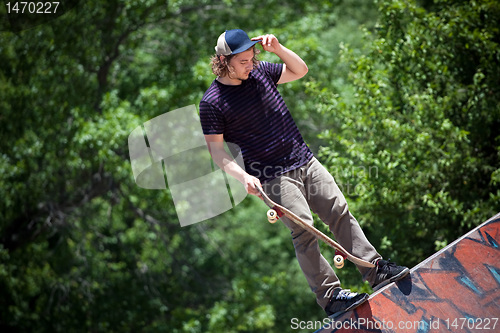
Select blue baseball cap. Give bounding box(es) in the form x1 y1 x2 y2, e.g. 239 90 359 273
215 29 261 56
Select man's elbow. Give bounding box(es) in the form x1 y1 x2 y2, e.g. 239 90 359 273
300 64 309 78
294 61 308 79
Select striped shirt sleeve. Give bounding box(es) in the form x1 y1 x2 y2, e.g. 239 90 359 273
199 100 225 135
259 61 283 85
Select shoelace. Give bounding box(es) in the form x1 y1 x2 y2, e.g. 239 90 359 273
335 289 358 300
379 259 397 269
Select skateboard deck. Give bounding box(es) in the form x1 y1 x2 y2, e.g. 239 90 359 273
255 185 375 269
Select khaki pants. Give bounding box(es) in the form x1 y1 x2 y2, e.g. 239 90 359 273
262 157 381 309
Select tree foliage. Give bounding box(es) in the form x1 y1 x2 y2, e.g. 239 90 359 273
1 0 498 332
317 0 500 265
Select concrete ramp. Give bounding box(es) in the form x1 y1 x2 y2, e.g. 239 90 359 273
315 212 500 333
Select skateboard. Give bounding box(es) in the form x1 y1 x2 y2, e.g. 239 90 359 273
255 185 375 269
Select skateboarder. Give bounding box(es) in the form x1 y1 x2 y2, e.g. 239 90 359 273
199 29 409 318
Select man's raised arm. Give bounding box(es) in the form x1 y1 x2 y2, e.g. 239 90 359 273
252 34 308 84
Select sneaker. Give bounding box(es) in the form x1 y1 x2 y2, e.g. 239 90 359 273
372 259 410 291
325 288 369 318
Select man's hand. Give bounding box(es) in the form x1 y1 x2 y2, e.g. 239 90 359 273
244 174 263 198
252 34 282 54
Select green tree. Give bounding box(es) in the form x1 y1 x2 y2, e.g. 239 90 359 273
316 0 500 266
1 1 368 332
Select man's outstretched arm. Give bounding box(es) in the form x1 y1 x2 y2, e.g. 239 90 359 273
252 34 308 84
204 134 262 197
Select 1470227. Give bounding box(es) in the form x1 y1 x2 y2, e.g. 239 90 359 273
444 318 498 331
5 2 60 14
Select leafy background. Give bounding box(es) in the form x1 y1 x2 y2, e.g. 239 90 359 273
1 0 499 332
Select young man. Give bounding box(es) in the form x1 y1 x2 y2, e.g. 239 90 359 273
199 29 409 318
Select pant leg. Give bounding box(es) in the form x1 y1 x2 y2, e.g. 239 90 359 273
263 164 340 310
304 158 381 284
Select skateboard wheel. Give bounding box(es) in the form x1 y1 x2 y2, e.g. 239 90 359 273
267 209 278 224
334 255 344 269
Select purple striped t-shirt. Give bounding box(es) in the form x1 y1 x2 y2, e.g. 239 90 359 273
199 61 313 183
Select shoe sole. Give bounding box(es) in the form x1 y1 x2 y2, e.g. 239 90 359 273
327 293 369 319
372 267 410 292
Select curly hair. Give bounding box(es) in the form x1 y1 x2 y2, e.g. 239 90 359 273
210 47 261 77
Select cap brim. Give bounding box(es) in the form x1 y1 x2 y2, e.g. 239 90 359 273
231 39 261 55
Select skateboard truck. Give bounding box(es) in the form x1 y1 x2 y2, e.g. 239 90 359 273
334 250 347 269
266 208 283 224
